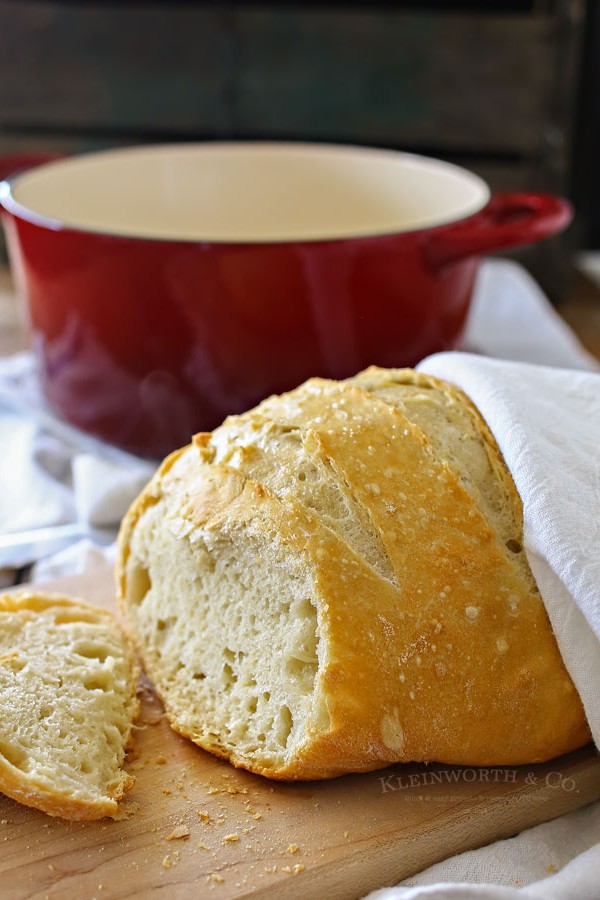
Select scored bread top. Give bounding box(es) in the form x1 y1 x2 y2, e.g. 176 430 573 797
0 592 139 819
118 367 590 779
208 367 535 592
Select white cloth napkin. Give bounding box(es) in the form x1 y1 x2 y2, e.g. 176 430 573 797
461 261 600 371
0 352 155 578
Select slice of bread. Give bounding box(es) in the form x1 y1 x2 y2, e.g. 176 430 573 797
117 368 590 780
0 592 139 819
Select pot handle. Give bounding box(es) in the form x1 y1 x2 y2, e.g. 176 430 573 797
426 192 573 269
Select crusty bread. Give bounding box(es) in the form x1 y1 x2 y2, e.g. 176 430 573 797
0 592 139 819
117 367 590 780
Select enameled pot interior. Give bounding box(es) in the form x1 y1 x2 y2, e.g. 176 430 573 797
3 143 490 243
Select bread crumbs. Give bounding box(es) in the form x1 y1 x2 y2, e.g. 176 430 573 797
175 782 189 798
286 844 300 854
209 873 225 883
166 825 190 841
198 810 212 824
223 833 239 843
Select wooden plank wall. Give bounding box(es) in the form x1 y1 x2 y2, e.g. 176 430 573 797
0 1 587 295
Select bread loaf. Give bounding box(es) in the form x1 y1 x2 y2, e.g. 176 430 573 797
117 367 590 779
0 592 139 818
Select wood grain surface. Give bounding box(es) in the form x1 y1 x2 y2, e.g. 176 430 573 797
1 567 599 899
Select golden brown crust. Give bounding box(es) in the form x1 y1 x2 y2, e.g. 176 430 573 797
118 371 591 780
0 757 133 821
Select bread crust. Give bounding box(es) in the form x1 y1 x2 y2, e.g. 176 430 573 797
0 592 139 819
118 369 591 779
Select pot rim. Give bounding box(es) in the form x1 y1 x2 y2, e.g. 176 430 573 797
0 141 491 246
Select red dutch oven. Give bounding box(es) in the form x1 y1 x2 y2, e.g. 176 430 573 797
0 143 571 459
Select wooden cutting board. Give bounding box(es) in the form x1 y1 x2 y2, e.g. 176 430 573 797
2 568 599 900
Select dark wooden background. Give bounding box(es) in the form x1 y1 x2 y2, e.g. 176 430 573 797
0 0 593 298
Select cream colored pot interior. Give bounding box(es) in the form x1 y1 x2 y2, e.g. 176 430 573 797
6 143 490 242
